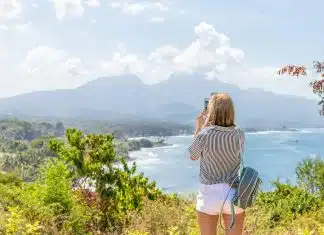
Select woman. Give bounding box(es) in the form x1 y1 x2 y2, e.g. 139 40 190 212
188 92 245 235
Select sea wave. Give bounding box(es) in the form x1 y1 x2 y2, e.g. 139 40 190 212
129 150 157 158
171 135 194 138
247 128 324 135
247 130 289 135
294 128 324 133
145 144 179 149
134 157 165 166
129 128 324 140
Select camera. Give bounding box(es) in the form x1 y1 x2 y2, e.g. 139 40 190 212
204 92 217 110
204 98 209 110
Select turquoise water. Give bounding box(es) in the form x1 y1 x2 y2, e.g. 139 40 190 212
129 129 324 194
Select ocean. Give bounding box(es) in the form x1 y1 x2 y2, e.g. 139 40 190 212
129 129 324 194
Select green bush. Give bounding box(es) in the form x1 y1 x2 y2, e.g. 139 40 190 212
128 140 141 151
48 128 161 233
0 158 94 234
296 156 324 198
139 139 153 148
256 182 322 226
39 159 74 215
1 128 323 234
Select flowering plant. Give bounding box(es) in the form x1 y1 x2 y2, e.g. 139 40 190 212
278 61 324 115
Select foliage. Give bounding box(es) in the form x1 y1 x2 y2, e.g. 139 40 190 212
0 119 37 141
0 137 55 181
0 119 64 181
243 157 324 234
5 207 41 235
48 128 161 232
65 119 193 138
113 138 168 161
0 118 65 141
0 125 323 234
296 156 324 198
278 61 324 115
0 172 23 210
128 138 167 151
128 140 141 151
0 159 95 234
138 139 154 148
125 195 199 235
256 182 322 225
39 159 74 214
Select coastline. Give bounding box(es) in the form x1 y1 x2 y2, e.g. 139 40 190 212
124 127 324 160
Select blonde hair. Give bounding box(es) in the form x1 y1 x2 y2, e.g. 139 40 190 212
205 92 235 127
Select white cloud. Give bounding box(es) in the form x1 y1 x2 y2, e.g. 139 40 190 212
0 46 91 97
20 46 88 85
0 24 8 30
98 21 313 98
154 2 168 11
109 1 169 15
0 22 31 32
100 22 244 84
50 0 99 20
51 0 84 20
15 22 32 32
150 17 164 23
110 2 148 15
31 3 38 8
220 66 317 98
85 0 100 7
172 22 243 75
0 0 22 20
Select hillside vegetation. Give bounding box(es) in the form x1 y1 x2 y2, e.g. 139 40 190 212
0 120 323 234
0 119 170 181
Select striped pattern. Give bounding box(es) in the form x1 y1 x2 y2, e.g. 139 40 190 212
188 125 245 185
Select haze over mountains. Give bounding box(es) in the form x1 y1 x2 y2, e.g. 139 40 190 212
0 74 322 128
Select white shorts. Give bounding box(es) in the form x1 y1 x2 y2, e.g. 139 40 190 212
196 183 236 215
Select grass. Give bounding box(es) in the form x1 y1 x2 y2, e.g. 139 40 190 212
123 193 324 235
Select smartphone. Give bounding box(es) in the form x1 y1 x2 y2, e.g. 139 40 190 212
204 92 216 111
204 98 209 111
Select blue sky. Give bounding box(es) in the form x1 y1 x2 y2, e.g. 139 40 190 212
0 0 323 98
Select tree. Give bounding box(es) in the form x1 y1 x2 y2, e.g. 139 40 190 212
278 61 324 115
0 137 55 181
296 156 324 198
54 122 65 137
48 128 160 232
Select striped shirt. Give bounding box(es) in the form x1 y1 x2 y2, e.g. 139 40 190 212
188 125 245 185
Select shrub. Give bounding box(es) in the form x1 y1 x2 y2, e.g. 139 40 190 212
139 139 153 148
48 128 161 233
39 159 74 215
258 182 322 224
5 207 41 235
1 130 323 234
296 156 324 198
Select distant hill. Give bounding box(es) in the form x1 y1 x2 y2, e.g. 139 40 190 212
0 73 322 128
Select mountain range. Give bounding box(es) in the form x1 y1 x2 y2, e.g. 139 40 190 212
0 73 322 128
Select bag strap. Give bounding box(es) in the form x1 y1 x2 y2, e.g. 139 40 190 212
219 127 244 231
236 127 244 207
219 177 239 231
236 127 244 177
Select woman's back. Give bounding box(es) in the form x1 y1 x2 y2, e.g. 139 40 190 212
189 125 244 185
189 92 246 235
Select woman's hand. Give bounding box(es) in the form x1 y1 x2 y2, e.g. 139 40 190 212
195 111 206 135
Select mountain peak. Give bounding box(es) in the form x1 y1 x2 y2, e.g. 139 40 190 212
0 73 322 127
76 74 145 92
168 72 206 82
